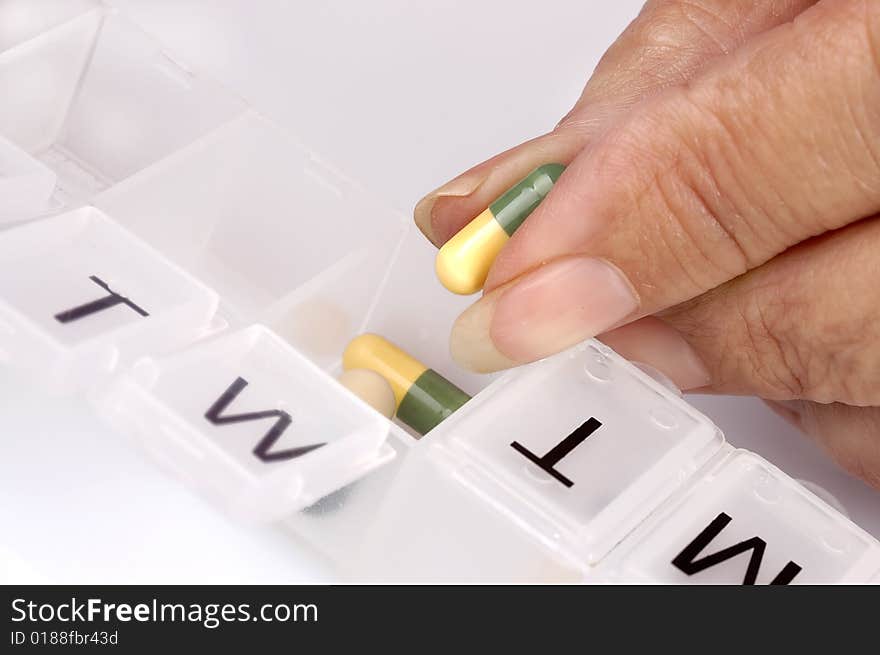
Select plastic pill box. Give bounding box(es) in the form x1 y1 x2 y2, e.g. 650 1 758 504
1 0 879 583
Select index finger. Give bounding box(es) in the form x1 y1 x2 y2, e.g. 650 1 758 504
415 0 816 247
452 0 880 372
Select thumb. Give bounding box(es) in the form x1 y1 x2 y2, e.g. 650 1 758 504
452 0 880 372
413 0 815 247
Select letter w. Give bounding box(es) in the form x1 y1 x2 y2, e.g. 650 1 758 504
205 377 325 463
672 512 802 585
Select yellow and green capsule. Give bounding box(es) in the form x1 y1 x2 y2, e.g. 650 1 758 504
435 163 565 295
342 334 470 436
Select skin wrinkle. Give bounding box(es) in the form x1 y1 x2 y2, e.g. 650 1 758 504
687 78 805 254
736 284 805 398
811 11 880 215
824 295 880 407
700 36 839 244
674 290 744 391
675 0 739 53
573 95 751 299
431 0 880 487
495 1 880 300
651 165 741 291
593 131 683 297
640 124 752 291
425 0 820 253
862 0 880 89
755 290 813 398
812 239 876 402
800 233 880 403
837 26 880 202
569 0 815 130
664 220 880 405
798 3 878 224
670 116 764 274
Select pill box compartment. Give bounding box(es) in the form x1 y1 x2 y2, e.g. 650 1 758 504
0 134 57 223
89 109 499 567
352 341 727 581
0 1 636 577
0 206 217 391
3 2 878 582
0 2 246 218
95 112 415 352
0 0 101 54
0 0 482 565
98 325 398 523
587 450 880 583
0 0 429 565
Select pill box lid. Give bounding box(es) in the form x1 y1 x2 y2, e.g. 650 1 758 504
95 324 397 522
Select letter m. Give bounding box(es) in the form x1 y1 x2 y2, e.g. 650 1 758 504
205 376 325 463
672 512 802 585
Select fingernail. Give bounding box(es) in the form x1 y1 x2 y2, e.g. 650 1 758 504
414 173 488 246
450 290 518 373
598 317 712 391
415 133 584 247
451 256 639 371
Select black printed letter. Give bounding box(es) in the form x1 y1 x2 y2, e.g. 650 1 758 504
205 377 325 463
672 512 802 585
510 417 602 488
54 276 149 324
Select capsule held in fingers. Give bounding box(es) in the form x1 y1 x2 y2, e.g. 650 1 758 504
435 163 566 295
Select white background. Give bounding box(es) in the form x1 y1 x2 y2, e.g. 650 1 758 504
1 0 878 583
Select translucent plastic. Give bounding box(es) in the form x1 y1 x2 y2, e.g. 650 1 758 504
0 6 246 207
0 134 56 222
354 341 726 579
354 445 586 583
97 325 396 522
0 0 100 54
1 1 877 584
590 451 880 584
279 431 413 572
0 206 217 392
358 226 494 397
96 112 409 364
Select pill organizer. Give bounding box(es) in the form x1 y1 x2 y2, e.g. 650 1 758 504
2 1 879 584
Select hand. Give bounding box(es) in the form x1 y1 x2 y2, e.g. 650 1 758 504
414 0 880 489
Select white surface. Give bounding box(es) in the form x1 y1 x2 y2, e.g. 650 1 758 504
1 0 877 583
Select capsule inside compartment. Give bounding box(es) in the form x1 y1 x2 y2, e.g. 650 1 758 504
343 334 470 436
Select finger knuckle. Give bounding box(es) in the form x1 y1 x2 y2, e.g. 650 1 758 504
815 0 880 199
612 93 761 291
736 276 880 404
821 313 880 406
734 283 813 398
642 0 736 55
601 0 738 102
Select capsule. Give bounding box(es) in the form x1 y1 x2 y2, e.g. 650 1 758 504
435 163 565 294
342 334 470 436
338 368 397 419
